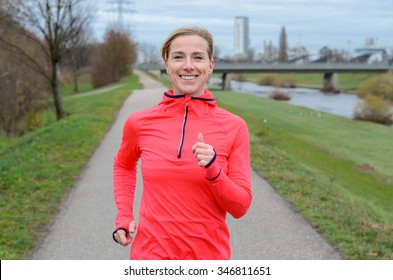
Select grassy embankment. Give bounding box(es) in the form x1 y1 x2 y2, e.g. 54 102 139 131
213 89 393 259
0 74 141 259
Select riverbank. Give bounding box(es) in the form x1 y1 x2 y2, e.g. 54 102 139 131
214 89 393 259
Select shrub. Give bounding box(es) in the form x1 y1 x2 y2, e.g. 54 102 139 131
256 74 297 88
353 95 393 125
273 76 297 88
357 72 393 102
231 74 246 82
269 88 291 101
256 74 277 86
0 52 48 135
90 29 137 87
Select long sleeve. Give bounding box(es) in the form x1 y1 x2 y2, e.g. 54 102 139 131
113 115 141 231
204 119 252 219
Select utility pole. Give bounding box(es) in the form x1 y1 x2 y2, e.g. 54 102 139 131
106 0 136 31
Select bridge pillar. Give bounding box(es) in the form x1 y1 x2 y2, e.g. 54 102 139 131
322 72 340 93
221 73 227 90
221 72 231 90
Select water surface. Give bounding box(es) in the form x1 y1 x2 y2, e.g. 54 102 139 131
231 80 360 118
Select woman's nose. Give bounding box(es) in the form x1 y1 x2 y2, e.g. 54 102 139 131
183 58 195 69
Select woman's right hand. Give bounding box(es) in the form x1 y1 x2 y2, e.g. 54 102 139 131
114 220 137 247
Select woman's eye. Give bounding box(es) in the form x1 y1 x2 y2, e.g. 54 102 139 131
174 55 183 60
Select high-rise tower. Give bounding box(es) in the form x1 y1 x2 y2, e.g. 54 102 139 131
234 16 249 56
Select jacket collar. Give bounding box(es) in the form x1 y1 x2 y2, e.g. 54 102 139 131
158 88 216 116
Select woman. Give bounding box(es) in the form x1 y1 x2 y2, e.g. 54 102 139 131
113 26 252 260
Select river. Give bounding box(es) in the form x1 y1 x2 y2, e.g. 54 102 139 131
230 80 361 119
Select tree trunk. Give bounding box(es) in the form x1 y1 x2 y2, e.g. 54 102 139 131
72 68 79 93
52 62 66 120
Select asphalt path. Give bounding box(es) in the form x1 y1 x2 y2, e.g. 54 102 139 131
31 70 341 260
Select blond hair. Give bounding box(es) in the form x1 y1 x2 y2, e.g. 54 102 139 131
161 26 214 62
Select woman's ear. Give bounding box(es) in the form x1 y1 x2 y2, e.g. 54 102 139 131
209 58 215 74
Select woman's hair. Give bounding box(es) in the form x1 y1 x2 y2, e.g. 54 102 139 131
161 26 214 62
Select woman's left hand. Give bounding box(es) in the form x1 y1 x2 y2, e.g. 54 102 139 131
192 133 215 167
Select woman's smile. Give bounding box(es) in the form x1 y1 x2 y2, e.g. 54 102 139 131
180 75 198 80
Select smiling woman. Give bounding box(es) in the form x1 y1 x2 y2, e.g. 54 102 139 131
112 26 252 260
161 26 215 97
164 35 214 96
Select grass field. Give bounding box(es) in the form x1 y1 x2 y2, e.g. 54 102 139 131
214 89 393 259
0 75 141 259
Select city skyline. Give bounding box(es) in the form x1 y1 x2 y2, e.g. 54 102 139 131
90 0 393 57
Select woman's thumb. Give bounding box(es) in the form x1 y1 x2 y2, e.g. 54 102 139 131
197 132 204 143
129 220 137 233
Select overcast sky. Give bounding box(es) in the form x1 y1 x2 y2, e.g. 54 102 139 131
90 0 393 57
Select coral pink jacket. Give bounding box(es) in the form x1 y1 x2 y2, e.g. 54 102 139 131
113 89 252 259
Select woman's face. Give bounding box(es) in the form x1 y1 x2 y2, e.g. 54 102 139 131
165 35 214 97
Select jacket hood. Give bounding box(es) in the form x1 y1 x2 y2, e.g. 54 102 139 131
158 88 217 116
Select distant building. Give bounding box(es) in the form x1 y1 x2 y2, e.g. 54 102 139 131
351 48 389 64
350 38 389 64
234 16 249 56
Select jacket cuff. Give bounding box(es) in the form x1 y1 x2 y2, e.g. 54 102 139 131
204 156 221 181
112 227 127 243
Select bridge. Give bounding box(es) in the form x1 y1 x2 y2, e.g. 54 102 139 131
138 62 393 91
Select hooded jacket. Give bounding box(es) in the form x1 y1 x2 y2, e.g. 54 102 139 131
113 88 252 259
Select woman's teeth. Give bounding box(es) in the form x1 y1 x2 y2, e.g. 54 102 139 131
181 75 197 80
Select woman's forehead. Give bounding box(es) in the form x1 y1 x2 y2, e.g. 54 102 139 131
170 35 209 52
171 35 208 49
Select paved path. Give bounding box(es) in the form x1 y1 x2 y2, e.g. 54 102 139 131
69 85 125 99
31 70 341 260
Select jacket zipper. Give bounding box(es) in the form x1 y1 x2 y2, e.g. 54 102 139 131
175 96 214 158
177 102 189 158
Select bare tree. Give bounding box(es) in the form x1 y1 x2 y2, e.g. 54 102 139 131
278 26 288 63
261 40 277 63
62 28 94 93
319 46 333 62
213 46 221 60
0 0 93 120
139 42 161 64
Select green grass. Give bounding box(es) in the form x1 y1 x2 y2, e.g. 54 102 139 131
59 74 94 97
244 73 380 91
214 90 393 259
0 75 141 259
